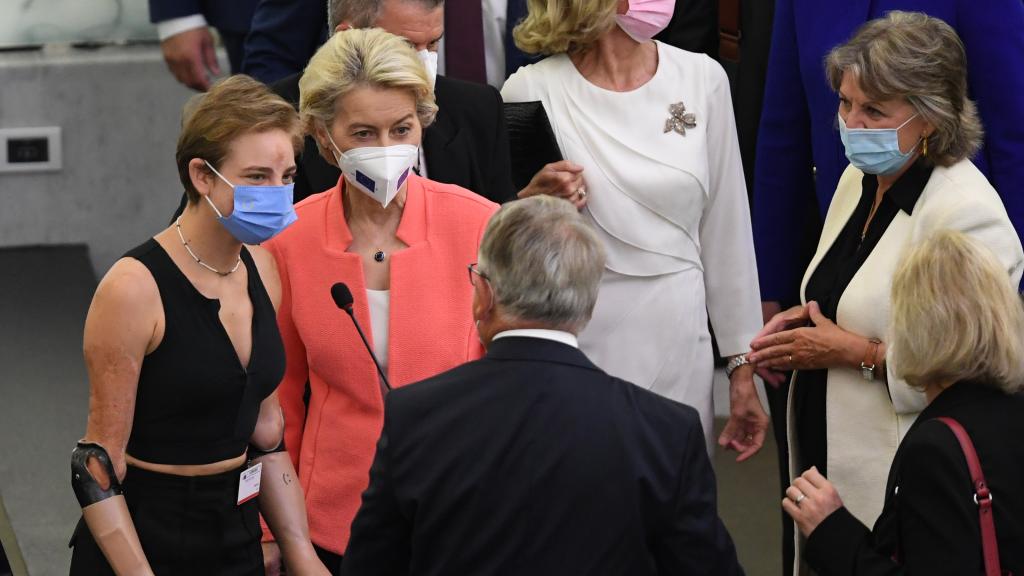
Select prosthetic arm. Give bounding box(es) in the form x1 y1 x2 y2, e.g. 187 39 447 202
71 442 154 576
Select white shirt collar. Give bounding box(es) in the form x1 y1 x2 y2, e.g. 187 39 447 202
492 329 579 348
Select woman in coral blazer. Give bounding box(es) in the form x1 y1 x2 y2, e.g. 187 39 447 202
263 29 497 572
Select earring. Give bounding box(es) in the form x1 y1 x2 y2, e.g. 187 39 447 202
922 135 929 157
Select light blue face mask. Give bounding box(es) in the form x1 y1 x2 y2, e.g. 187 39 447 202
203 160 298 244
838 112 921 176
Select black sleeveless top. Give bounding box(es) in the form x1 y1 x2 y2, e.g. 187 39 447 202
123 239 285 465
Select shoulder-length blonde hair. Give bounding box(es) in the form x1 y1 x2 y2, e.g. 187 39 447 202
513 0 618 55
890 229 1024 394
825 11 983 167
298 27 438 158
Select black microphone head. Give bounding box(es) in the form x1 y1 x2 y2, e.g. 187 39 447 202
331 282 354 313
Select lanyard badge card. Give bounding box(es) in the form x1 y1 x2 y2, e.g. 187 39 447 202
237 461 263 505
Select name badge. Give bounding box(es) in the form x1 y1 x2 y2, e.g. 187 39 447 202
237 462 263 505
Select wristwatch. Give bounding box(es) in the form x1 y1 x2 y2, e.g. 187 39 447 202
860 338 883 381
726 354 749 378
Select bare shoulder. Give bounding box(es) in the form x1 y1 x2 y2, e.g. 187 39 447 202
93 257 160 313
246 244 282 310
85 257 162 356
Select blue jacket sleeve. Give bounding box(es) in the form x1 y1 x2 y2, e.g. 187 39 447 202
241 0 327 84
751 0 817 303
148 0 202 23
955 0 1024 244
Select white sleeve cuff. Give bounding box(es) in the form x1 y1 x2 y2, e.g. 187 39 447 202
156 14 209 41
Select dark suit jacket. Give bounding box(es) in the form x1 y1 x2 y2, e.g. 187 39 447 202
753 0 1024 303
148 0 258 34
271 72 516 204
240 0 327 83
654 0 718 57
806 383 1024 575
341 336 744 576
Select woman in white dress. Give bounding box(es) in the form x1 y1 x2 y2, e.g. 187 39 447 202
501 0 767 457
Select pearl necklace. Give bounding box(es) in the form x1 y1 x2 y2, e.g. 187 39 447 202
175 217 241 276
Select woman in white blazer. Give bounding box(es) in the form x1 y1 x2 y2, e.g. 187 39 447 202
746 12 1024 574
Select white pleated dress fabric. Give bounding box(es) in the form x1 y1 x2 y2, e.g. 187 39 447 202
502 42 763 446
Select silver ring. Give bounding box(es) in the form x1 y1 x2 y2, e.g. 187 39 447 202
788 354 794 364
577 187 587 198
794 493 806 505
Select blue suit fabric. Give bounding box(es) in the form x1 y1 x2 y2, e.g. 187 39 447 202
753 0 1024 302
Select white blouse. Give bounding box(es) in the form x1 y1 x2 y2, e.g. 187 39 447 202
501 43 762 356
366 288 390 376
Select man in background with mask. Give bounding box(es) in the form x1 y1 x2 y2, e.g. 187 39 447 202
341 195 745 576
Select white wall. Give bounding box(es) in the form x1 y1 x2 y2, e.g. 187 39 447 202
0 44 208 276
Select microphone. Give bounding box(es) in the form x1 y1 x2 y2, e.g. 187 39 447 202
331 282 392 392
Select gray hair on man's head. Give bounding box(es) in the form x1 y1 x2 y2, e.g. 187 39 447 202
328 0 445 31
478 196 606 332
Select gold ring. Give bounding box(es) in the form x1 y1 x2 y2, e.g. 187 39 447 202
788 354 793 364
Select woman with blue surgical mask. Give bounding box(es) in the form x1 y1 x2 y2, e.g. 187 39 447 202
260 28 499 572
748 13 1024 573
69 75 327 576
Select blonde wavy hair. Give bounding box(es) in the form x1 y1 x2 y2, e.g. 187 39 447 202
890 229 1024 394
298 27 438 159
826 11 983 167
513 0 618 55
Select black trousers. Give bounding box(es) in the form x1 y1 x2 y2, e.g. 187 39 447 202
69 465 263 575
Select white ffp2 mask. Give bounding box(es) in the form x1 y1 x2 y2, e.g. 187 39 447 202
327 132 418 207
417 49 439 86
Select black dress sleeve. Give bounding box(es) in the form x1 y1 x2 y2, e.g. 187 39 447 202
806 421 982 575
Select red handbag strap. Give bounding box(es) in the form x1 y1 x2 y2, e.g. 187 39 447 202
935 417 1003 576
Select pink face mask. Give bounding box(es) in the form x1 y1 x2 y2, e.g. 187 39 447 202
615 0 676 43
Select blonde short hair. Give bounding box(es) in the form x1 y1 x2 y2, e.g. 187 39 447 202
513 0 617 55
890 229 1024 394
298 27 437 150
826 11 983 167
176 75 302 204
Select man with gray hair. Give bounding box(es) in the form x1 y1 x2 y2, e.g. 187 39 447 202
340 196 745 576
